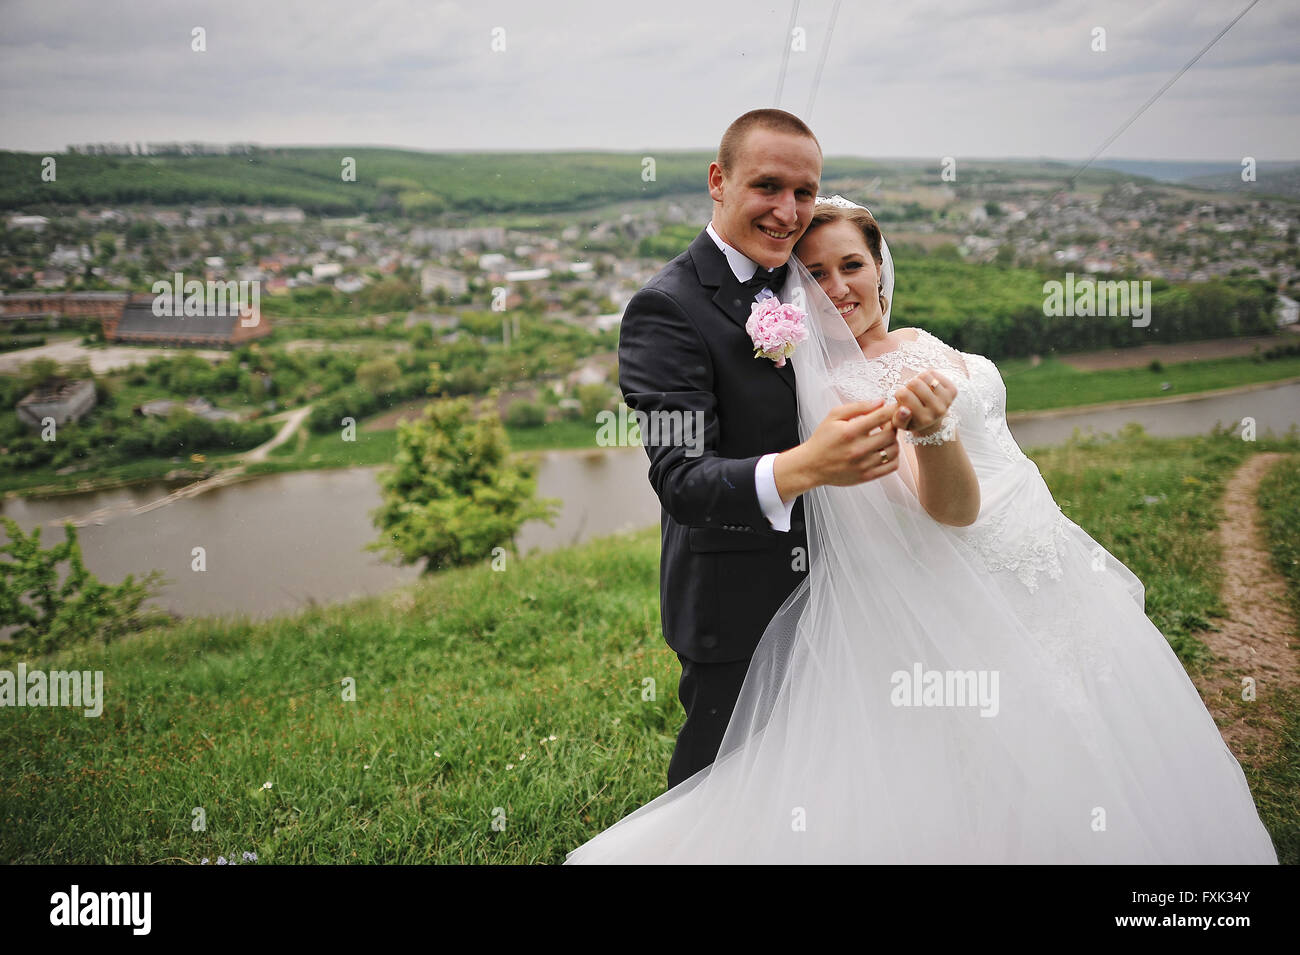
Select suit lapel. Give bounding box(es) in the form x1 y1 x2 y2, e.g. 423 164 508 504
688 230 797 399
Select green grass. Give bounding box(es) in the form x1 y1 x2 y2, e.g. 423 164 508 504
241 418 595 479
247 425 400 474
500 419 608 452
1001 353 1300 413
0 415 603 493
1247 454 1300 864
3 430 1296 863
1 528 677 864
0 454 230 497
1258 455 1300 623
1032 425 1265 665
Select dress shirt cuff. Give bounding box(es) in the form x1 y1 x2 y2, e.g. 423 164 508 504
755 452 795 532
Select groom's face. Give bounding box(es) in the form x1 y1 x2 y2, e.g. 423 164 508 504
709 128 821 269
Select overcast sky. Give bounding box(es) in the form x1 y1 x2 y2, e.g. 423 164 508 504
1 0 1296 161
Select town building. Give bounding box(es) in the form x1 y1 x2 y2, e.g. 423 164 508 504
16 378 97 429
102 292 272 347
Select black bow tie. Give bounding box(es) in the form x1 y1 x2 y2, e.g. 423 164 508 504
741 263 788 295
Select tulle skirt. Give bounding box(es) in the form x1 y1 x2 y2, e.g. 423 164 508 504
565 458 1279 864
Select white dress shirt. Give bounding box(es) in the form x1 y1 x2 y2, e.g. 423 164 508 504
705 222 797 533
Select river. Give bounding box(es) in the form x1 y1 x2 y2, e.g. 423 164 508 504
2 381 1297 632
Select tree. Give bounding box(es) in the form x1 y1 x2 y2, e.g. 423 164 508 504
366 394 560 573
0 517 169 660
20 357 60 391
358 277 419 313
576 383 614 422
409 322 434 347
505 399 546 428
355 356 402 395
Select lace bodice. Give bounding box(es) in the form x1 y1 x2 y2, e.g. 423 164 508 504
830 328 967 398
829 328 1026 464
829 328 1074 593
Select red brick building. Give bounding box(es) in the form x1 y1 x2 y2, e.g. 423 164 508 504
0 291 127 320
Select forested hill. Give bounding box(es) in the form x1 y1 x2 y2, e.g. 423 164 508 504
0 147 1136 217
0 148 749 215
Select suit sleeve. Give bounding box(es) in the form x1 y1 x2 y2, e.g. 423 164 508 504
618 286 771 531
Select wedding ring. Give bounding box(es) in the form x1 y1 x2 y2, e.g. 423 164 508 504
879 449 889 463
929 379 941 389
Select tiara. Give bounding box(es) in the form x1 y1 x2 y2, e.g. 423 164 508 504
814 194 867 210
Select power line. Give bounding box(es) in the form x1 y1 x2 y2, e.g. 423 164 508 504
775 0 801 106
1068 0 1262 188
805 0 843 121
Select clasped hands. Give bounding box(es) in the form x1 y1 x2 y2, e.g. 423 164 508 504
804 368 959 487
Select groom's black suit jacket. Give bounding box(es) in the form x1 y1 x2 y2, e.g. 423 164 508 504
618 229 809 663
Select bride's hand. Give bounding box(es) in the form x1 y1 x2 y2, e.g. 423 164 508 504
891 369 956 436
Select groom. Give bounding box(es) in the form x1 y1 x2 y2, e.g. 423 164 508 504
618 108 902 789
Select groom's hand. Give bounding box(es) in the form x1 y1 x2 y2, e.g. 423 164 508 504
773 399 900 502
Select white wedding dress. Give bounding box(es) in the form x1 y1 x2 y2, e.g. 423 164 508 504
565 254 1279 864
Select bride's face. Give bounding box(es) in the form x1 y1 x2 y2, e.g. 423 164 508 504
795 219 883 337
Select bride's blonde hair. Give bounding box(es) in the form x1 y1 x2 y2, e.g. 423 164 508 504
798 204 890 318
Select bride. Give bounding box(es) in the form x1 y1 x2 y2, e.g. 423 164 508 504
564 196 1279 864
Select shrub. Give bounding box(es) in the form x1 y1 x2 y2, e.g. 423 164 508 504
0 517 170 659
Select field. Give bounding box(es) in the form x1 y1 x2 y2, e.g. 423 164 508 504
3 431 1296 864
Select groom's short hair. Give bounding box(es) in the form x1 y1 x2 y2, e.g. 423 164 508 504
717 109 821 174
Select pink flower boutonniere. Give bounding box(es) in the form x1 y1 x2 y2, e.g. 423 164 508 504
745 293 808 368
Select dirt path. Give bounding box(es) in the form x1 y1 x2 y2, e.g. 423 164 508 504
1192 452 1300 763
243 403 314 462
126 403 316 515
1059 329 1299 371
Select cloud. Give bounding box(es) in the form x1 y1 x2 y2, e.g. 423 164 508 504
0 0 1294 160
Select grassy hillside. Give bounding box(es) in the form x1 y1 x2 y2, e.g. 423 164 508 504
0 148 1136 217
1183 162 1300 202
2 430 1296 864
1253 455 1300 861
